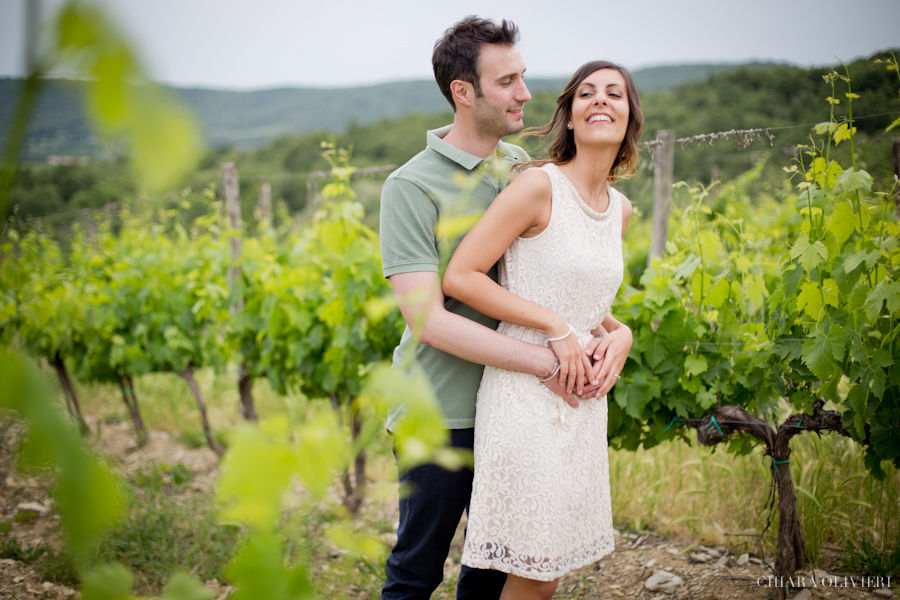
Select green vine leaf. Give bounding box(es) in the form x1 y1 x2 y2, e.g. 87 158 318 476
836 168 873 194
80 563 134 600
814 122 838 135
672 253 702 282
821 369 842 401
790 237 828 273
782 262 804 298
696 389 717 410
846 382 869 440
825 201 856 247
870 408 900 461
833 123 854 145
863 280 900 322
851 349 891 399
217 421 303 530
617 371 655 419
162 572 215 600
705 278 731 309
684 354 708 377
638 326 666 369
801 323 846 380
844 248 880 273
225 533 314 600
791 389 816 414
796 281 824 319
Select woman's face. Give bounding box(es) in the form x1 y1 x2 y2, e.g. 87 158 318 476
569 68 630 150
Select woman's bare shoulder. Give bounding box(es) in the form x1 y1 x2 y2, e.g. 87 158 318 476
614 188 633 235
618 190 633 217
506 165 553 201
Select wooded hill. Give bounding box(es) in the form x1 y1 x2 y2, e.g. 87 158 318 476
0 63 769 157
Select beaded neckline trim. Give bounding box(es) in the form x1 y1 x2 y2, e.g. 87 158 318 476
546 163 615 221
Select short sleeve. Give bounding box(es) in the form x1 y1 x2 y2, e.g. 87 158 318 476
379 176 440 278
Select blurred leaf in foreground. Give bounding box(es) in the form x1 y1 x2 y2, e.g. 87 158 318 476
0 349 126 565
225 532 314 600
53 1 201 192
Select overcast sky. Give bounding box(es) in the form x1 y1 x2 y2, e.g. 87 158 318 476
1 0 898 90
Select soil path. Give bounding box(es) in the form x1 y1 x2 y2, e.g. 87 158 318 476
0 417 894 600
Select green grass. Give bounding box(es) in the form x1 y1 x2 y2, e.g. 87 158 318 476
91 488 242 596
0 537 79 587
839 537 900 577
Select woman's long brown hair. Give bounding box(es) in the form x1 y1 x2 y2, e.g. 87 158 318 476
519 60 643 182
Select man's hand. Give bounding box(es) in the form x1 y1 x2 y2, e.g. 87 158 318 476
541 376 580 408
541 356 604 406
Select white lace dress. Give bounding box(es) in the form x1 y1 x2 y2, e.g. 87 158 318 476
460 163 623 581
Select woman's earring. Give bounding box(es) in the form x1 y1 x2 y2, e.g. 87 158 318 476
567 122 573 129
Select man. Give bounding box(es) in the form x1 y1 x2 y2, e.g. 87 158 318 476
379 16 598 600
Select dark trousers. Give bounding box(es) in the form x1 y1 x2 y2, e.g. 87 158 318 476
382 428 507 600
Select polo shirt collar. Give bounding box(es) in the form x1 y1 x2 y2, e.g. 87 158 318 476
426 125 488 171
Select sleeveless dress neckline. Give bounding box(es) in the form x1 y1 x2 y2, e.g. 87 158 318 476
545 163 615 221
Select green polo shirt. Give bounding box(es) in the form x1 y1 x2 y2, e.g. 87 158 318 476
380 125 530 431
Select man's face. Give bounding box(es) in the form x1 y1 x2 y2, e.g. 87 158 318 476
471 44 532 140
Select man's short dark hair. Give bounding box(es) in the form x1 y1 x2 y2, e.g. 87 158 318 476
432 16 520 111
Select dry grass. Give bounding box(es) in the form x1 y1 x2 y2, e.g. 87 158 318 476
607 404 900 566
63 368 899 594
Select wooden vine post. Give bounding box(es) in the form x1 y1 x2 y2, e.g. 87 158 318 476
648 130 675 265
255 182 272 224
221 162 258 422
222 162 242 302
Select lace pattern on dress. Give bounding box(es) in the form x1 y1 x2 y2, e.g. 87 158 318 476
460 163 624 580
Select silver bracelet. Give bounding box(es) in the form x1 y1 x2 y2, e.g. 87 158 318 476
547 324 574 342
539 358 561 382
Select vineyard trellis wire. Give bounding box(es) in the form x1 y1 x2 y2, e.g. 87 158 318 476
642 111 900 152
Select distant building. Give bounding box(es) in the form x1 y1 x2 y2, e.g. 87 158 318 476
47 155 90 166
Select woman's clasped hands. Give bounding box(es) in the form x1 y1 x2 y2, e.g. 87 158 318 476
583 324 632 398
546 321 595 397
544 322 633 401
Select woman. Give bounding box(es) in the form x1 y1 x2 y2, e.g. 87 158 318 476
442 60 643 600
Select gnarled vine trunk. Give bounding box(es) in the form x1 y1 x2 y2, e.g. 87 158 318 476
332 393 366 515
686 400 865 600
237 362 257 422
179 365 225 457
118 374 147 446
53 351 88 435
